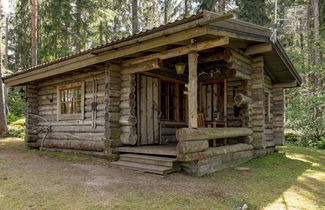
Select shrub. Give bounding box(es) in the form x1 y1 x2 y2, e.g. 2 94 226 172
6 118 26 138
6 113 20 124
285 131 299 142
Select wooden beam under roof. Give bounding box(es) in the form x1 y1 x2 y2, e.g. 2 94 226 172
245 43 272 55
4 26 210 86
273 81 298 88
122 37 229 67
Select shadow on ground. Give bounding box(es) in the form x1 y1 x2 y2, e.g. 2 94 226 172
0 137 324 210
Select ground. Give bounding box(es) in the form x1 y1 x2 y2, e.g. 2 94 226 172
0 138 324 210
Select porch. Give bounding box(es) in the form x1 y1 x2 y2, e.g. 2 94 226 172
113 43 257 175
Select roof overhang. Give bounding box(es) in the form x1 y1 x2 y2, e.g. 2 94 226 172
2 11 302 87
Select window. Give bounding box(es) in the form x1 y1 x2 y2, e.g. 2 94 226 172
57 82 84 120
160 81 186 121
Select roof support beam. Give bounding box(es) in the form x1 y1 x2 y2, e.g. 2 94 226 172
4 26 211 86
122 37 229 67
245 43 272 55
273 81 298 88
121 59 162 75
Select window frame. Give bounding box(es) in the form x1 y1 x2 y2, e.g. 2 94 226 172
160 80 186 122
57 81 85 121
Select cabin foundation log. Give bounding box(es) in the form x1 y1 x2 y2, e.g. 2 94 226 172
176 127 253 141
177 140 209 154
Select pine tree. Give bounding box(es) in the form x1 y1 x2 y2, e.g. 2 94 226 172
132 0 138 34
0 0 7 135
31 0 38 66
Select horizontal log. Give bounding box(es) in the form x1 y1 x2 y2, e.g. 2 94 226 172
119 115 137 126
176 127 253 141
120 108 136 116
40 132 105 141
177 143 254 161
119 100 136 109
120 125 136 134
121 92 136 101
245 43 272 55
273 81 297 88
177 140 209 154
234 93 251 106
120 133 137 145
121 59 162 75
43 139 104 151
123 37 229 66
50 125 105 133
39 120 105 126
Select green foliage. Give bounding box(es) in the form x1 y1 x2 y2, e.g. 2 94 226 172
283 32 325 149
285 131 299 142
7 87 26 118
235 0 270 26
6 118 25 138
6 113 21 124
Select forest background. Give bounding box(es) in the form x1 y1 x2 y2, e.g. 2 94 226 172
0 0 324 148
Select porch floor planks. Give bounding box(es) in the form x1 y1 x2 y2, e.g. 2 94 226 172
114 145 177 156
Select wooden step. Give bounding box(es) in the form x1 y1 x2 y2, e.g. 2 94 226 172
111 160 179 175
119 154 177 167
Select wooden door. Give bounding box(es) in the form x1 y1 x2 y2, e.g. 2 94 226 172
137 75 160 145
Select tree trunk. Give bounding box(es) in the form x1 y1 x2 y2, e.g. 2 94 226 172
99 21 103 45
131 0 138 34
4 16 8 114
75 0 82 52
31 0 38 66
0 1 8 136
164 0 168 24
184 0 189 17
218 0 225 12
312 0 323 121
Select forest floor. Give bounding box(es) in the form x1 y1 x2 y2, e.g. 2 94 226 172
0 137 324 210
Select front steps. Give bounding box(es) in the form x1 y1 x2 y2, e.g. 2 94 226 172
111 154 180 175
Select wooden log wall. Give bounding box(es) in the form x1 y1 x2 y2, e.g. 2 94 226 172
35 67 109 152
250 56 266 149
272 88 284 145
107 64 122 148
227 49 252 80
119 72 137 145
160 122 187 144
263 73 275 148
26 83 40 148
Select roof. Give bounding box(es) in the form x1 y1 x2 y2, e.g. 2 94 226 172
3 11 302 87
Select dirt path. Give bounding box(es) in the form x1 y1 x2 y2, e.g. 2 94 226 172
0 137 324 210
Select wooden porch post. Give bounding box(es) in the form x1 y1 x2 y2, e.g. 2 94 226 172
188 51 198 128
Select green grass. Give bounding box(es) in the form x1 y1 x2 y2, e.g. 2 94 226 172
0 137 324 210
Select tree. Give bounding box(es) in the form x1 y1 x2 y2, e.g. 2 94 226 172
132 0 138 34
164 0 168 24
31 0 38 66
0 0 8 135
236 0 269 26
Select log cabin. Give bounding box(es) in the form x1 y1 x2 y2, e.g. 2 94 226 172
3 11 301 176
